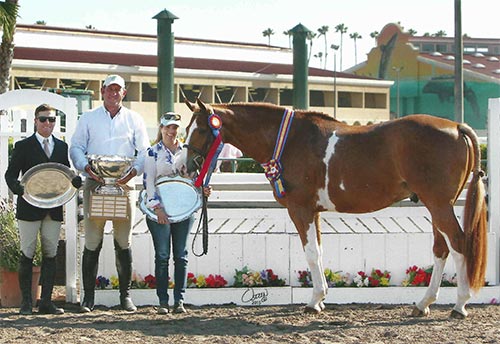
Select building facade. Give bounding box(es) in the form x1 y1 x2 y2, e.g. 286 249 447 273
347 23 500 131
8 24 392 137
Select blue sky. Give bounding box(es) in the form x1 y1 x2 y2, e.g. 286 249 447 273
17 0 500 70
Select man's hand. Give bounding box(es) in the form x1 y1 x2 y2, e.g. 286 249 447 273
84 164 104 184
117 168 137 185
71 176 83 188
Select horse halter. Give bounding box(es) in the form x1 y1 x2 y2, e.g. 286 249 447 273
185 111 224 188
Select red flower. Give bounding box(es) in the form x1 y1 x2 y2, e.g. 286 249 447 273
144 274 157 289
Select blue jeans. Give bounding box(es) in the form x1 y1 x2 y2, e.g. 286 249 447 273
146 216 194 305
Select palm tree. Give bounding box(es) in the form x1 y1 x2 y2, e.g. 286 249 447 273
349 32 362 65
313 51 323 67
408 28 418 36
433 30 447 37
306 31 316 64
334 23 348 71
0 0 19 94
262 28 274 46
283 30 292 48
370 31 379 44
317 25 329 69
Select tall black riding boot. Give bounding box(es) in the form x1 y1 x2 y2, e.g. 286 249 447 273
18 254 33 315
80 245 101 313
38 257 64 314
115 246 137 312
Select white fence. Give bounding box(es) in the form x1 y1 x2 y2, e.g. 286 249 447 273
1 92 499 306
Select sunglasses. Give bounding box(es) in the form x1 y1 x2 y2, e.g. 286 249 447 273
162 113 181 121
160 113 181 126
37 116 56 123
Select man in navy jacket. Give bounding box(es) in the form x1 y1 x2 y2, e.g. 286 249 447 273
5 103 81 315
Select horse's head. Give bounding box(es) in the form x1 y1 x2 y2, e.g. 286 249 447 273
175 98 220 176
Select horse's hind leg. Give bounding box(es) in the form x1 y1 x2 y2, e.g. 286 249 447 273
418 206 470 318
412 225 448 317
289 209 327 313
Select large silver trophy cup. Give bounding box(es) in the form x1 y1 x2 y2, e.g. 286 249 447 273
88 154 134 195
87 155 135 220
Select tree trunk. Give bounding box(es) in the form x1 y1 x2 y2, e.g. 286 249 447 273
0 38 14 94
0 0 19 94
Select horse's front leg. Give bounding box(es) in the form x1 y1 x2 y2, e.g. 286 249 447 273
290 210 327 313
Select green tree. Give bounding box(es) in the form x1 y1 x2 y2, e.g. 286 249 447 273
283 29 292 48
0 0 19 94
35 20 46 25
262 28 274 46
306 31 316 64
313 51 323 67
334 23 348 71
408 28 418 36
370 31 379 43
433 30 447 37
317 25 329 69
349 32 362 65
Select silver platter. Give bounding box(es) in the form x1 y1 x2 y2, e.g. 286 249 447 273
20 162 78 208
139 175 202 223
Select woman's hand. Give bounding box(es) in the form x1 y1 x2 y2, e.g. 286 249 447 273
202 186 212 197
155 207 170 225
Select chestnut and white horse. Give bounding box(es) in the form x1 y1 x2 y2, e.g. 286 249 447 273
178 99 487 318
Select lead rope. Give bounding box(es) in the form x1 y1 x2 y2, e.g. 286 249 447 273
192 195 209 257
191 113 224 257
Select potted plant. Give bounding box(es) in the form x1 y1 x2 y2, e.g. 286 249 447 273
0 198 42 307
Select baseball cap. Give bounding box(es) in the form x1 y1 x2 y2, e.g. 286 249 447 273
103 74 125 88
160 112 182 127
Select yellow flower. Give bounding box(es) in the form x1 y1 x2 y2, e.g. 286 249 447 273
196 275 206 288
110 275 119 289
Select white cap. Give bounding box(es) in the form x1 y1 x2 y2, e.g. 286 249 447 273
103 74 125 88
160 112 182 127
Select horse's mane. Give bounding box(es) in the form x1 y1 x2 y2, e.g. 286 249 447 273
216 102 342 123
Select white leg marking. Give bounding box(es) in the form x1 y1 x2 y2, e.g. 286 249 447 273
316 133 339 210
303 222 327 311
438 230 470 317
416 256 446 315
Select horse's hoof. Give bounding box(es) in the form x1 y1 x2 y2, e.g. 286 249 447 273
450 309 467 319
304 306 321 314
319 302 325 311
410 306 429 317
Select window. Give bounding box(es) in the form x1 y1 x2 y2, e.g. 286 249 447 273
365 93 386 109
279 89 293 106
309 90 325 107
179 84 204 102
248 87 270 102
142 83 157 102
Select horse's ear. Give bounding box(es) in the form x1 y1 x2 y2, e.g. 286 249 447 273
196 98 209 113
184 98 196 112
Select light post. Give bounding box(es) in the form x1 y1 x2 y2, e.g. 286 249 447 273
392 66 404 119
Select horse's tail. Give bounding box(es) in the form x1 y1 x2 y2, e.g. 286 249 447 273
460 123 487 291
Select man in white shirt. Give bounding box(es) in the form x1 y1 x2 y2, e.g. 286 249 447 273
70 74 150 313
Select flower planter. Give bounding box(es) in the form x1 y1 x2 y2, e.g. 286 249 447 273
91 285 500 307
93 287 293 307
0 267 41 307
292 286 500 305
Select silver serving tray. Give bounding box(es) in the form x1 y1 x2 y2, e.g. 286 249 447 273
139 175 202 223
20 162 78 208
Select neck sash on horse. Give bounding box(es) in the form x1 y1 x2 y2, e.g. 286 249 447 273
261 108 294 198
194 113 224 188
